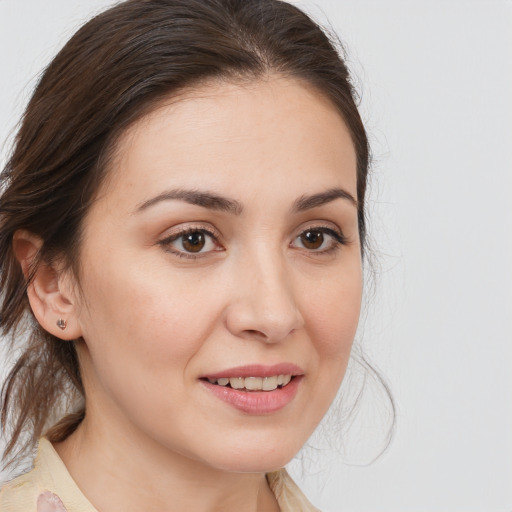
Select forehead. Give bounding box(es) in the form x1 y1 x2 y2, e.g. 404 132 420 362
102 77 357 208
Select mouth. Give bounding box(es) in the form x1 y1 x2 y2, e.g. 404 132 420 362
202 374 294 392
199 364 304 414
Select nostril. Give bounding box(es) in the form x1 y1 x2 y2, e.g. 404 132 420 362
244 329 267 339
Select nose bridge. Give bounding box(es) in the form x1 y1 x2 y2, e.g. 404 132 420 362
250 242 291 307
227 239 304 342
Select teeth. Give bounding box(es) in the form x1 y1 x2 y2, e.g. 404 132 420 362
229 377 244 389
207 374 293 391
245 377 263 390
263 376 278 391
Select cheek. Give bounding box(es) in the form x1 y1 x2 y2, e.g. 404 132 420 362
291 263 362 438
304 263 362 361
77 259 221 393
76 265 219 437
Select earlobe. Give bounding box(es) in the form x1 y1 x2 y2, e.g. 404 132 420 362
12 230 82 341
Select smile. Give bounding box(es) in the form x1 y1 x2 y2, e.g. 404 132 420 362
200 364 303 414
206 375 293 391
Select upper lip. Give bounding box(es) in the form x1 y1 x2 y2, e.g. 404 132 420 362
201 363 304 380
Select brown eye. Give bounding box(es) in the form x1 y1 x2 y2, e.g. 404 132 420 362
161 228 220 257
300 230 324 250
182 231 205 253
291 226 347 253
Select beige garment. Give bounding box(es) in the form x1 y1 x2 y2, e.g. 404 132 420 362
0 438 320 511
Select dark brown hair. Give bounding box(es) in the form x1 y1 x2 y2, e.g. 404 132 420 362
0 0 374 468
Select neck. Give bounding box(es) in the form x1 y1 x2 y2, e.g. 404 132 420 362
54 418 280 512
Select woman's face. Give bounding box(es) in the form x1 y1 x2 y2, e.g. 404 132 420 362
71 77 362 472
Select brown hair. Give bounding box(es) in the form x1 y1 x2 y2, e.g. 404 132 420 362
0 0 375 468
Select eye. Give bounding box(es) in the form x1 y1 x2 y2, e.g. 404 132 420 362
159 227 222 258
291 226 347 253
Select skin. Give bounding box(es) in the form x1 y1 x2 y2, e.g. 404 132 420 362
18 76 362 512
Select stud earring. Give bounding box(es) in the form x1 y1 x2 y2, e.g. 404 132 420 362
56 319 67 330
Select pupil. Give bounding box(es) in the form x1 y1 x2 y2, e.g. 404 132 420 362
183 232 205 252
302 230 323 249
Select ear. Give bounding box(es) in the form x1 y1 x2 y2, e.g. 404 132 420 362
12 230 83 341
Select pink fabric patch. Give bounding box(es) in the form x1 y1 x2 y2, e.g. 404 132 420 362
37 491 68 512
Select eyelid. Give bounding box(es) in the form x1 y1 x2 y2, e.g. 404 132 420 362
159 222 223 242
293 221 347 241
290 223 348 252
158 223 224 259
156 221 348 260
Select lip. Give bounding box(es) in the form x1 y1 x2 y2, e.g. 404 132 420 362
200 363 305 414
201 363 304 380
201 375 303 414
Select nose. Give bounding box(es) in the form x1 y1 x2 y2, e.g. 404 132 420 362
225 248 305 343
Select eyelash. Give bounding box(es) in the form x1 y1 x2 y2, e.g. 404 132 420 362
158 224 347 260
291 226 347 254
159 227 222 259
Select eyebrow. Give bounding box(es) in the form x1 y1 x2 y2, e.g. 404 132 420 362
291 187 358 212
135 186 357 215
135 188 243 215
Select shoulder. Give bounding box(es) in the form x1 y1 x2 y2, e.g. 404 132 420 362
0 469 40 512
267 468 321 512
2 438 97 512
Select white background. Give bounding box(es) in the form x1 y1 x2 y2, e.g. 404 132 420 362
1 1 511 511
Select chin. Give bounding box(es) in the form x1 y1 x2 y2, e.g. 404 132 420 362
200 434 306 474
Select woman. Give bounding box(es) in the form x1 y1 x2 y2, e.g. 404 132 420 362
0 0 373 510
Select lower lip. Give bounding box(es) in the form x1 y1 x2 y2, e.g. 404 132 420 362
201 376 302 414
